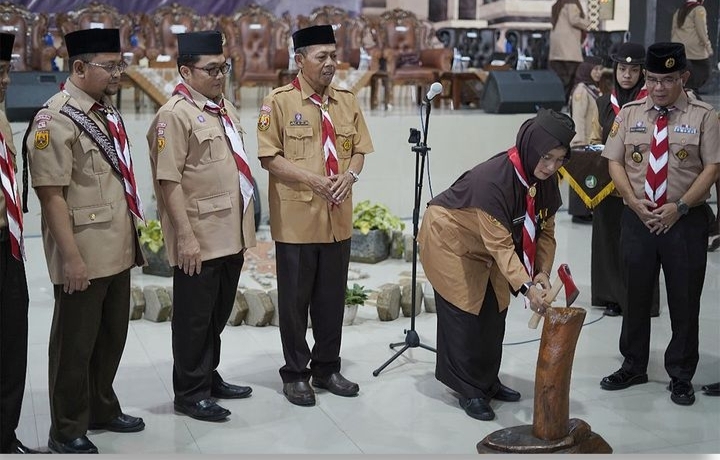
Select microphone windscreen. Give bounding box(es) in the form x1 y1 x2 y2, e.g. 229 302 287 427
426 82 443 101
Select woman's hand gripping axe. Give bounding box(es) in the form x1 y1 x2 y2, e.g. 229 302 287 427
528 263 579 329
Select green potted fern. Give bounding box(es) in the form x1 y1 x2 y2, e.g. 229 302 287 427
138 219 173 277
350 200 405 263
344 283 369 326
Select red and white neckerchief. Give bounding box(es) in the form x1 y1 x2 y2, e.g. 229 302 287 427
291 77 338 176
645 106 674 207
173 83 254 212
610 86 648 115
0 131 24 260
93 103 145 222
507 146 536 282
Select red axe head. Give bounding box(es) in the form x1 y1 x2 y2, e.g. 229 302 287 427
557 263 579 307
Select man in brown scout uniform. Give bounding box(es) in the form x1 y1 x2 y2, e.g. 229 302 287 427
26 28 146 453
147 30 256 422
0 31 38 455
600 42 720 406
257 25 373 407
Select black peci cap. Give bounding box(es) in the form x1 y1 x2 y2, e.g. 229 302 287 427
610 42 645 66
177 30 224 56
645 42 686 74
292 25 336 52
65 28 121 57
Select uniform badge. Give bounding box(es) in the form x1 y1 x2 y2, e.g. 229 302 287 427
629 121 646 133
158 136 166 152
585 175 597 189
342 138 351 151
257 112 270 131
34 130 49 150
610 121 619 137
528 185 536 198
665 58 675 69
632 150 643 163
675 149 688 160
197 115 205 123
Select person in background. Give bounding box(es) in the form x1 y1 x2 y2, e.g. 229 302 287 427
600 42 719 406
147 31 256 423
26 28 146 453
566 56 604 224
591 42 660 318
671 0 713 94
418 109 576 421
257 25 373 407
548 0 590 101
0 31 38 455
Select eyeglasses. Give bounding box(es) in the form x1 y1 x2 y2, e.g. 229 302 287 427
539 154 568 166
83 61 128 75
645 76 680 88
189 62 231 77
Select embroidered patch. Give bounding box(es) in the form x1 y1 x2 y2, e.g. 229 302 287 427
261 104 272 113
610 121 619 137
37 121 47 129
257 112 270 131
342 138 351 151
675 149 688 160
34 113 52 123
34 130 49 149
158 136 166 152
197 115 205 123
156 122 167 129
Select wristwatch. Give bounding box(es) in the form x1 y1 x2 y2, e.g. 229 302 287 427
348 170 359 183
519 282 533 296
675 199 689 216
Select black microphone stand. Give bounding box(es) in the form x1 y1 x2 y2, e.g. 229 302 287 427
373 95 437 377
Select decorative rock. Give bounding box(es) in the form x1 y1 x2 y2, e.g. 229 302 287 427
343 304 359 326
143 285 172 322
423 283 436 313
129 286 145 320
376 283 401 321
268 288 280 327
400 279 424 317
350 229 390 263
404 234 416 263
227 290 249 326
243 289 275 327
389 230 405 259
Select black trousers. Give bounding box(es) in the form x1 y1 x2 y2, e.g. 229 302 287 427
435 283 508 399
172 251 244 403
686 58 711 92
49 269 130 442
0 233 29 453
618 205 711 381
549 60 580 101
275 239 350 383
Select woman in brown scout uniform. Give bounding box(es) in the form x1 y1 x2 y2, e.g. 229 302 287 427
671 0 714 93
548 0 591 100
417 109 576 421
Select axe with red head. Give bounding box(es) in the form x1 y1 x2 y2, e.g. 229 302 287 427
528 263 579 329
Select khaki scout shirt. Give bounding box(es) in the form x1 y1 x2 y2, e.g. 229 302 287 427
417 205 556 315
671 6 713 60
0 109 17 229
147 83 256 266
26 79 142 284
549 3 589 63
256 72 374 244
602 92 720 204
570 83 602 146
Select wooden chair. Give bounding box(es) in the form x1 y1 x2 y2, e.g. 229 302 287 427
145 2 201 66
0 1 56 71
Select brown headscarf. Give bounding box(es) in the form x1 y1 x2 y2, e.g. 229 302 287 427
429 109 575 257
551 0 585 28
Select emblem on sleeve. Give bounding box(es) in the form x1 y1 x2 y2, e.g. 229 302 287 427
258 112 271 131
34 130 49 150
158 136 166 152
610 121 619 137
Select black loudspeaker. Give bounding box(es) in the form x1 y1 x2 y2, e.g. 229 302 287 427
482 70 565 114
5 71 69 122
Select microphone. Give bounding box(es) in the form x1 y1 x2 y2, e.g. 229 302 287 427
424 82 443 103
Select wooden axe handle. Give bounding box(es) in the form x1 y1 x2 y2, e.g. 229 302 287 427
527 273 564 329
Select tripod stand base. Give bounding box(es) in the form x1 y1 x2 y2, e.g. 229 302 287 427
372 330 436 377
476 419 612 454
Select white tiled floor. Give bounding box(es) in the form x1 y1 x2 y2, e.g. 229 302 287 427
11 85 720 454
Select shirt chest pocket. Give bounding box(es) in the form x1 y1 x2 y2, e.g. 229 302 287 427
335 125 356 159
193 127 228 164
623 132 650 157
284 126 314 160
668 131 700 163
78 136 109 175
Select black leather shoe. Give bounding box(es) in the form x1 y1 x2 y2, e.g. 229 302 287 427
8 439 41 454
600 368 648 390
211 380 252 399
492 383 521 402
603 303 622 317
283 381 316 406
174 398 230 422
668 379 695 405
701 382 720 396
88 413 145 433
311 372 359 397
459 397 495 421
48 435 98 454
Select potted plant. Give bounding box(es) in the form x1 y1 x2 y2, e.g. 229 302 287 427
350 200 405 263
138 219 173 277
344 283 369 326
